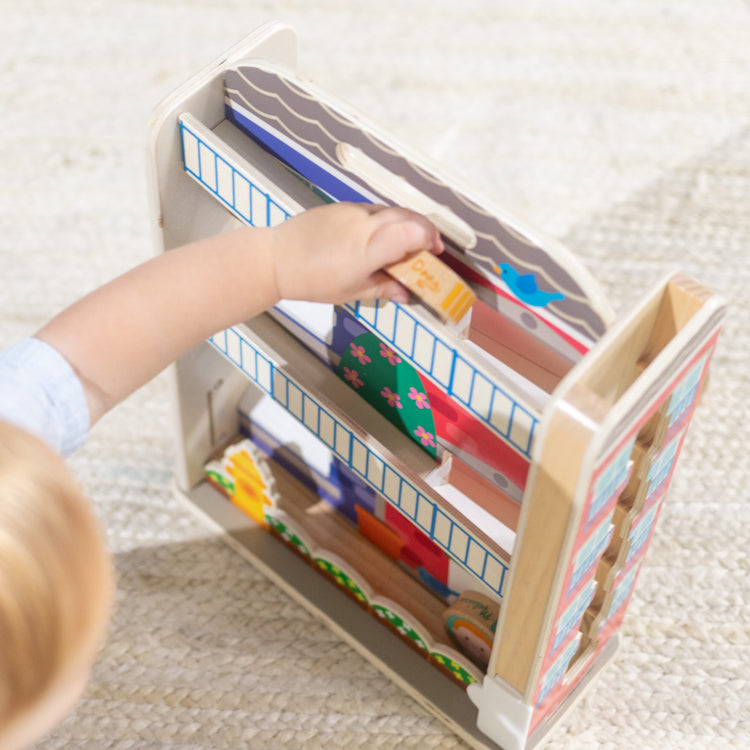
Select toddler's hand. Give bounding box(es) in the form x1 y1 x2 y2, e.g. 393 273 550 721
269 203 444 305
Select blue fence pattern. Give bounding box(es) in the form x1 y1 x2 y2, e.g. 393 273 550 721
180 117 291 227
179 115 540 461
345 299 538 458
208 325 509 596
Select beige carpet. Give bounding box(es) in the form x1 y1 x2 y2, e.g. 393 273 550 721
1 2 748 748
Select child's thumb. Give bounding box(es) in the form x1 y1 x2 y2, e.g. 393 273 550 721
367 214 442 269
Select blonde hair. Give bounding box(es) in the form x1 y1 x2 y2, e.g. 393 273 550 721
0 421 113 743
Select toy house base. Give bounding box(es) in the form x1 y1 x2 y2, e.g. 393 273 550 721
175 478 618 750
149 21 724 750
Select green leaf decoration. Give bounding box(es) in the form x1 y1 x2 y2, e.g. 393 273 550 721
315 558 369 604
431 652 478 686
372 604 428 651
205 468 234 493
266 515 311 557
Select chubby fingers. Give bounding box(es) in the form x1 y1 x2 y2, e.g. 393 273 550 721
357 270 412 305
365 206 477 322
365 206 445 269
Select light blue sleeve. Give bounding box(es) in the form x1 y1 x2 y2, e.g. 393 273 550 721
0 338 90 457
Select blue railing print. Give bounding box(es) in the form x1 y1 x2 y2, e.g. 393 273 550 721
209 325 509 596
180 116 291 228
179 114 539 459
344 299 538 458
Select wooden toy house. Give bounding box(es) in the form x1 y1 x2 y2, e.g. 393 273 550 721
146 23 725 750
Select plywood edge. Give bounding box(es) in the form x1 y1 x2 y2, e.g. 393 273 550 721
489 385 607 694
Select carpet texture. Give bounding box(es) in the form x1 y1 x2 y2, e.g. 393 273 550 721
1 2 748 748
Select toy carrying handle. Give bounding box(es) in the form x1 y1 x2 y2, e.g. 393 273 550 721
336 142 477 251
336 142 477 324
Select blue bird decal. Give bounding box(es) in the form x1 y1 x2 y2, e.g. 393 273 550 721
498 263 565 307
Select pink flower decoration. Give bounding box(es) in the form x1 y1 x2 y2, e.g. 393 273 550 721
349 342 371 366
343 367 364 389
379 343 402 366
381 386 403 409
408 386 430 410
414 426 435 447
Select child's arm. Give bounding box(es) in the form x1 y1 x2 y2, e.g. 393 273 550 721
35 203 442 426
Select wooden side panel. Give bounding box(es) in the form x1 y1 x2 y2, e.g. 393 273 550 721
489 274 725 735
489 384 607 693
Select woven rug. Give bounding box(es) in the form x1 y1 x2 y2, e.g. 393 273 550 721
1 2 748 748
